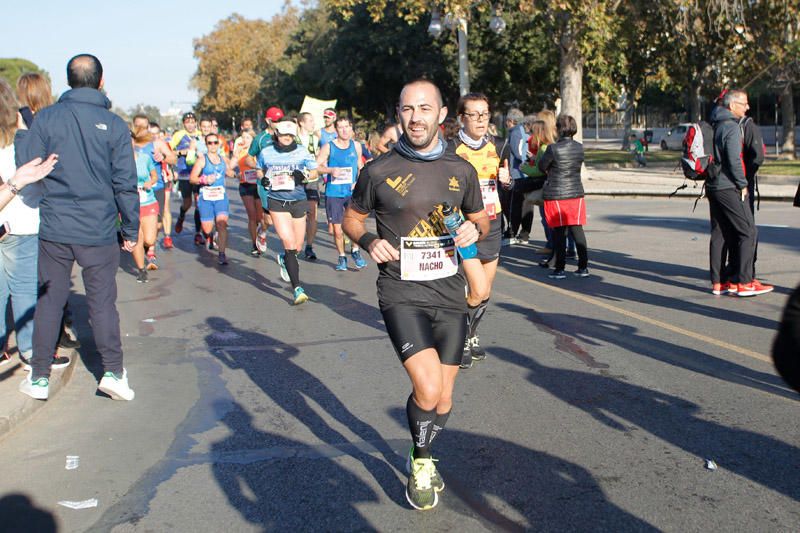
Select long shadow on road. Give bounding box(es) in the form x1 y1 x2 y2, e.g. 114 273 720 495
211 401 381 530
205 317 405 513
500 247 780 332
492 346 800 502
497 302 796 401
604 214 800 254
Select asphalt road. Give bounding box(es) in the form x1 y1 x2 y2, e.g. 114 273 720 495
0 193 798 532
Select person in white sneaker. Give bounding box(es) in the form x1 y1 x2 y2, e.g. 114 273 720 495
15 54 137 401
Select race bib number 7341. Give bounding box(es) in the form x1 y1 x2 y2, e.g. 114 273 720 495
400 236 458 281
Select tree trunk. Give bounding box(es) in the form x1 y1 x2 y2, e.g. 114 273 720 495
780 83 796 159
559 21 583 142
687 81 702 122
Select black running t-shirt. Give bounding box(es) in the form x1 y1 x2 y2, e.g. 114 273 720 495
350 149 483 311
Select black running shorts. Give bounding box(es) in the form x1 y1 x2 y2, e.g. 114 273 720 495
178 180 200 200
154 188 166 223
476 217 502 261
238 183 258 197
381 304 467 366
305 188 320 202
268 197 307 219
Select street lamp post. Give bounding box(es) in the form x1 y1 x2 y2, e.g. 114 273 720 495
428 3 506 97
457 18 469 96
642 70 655 151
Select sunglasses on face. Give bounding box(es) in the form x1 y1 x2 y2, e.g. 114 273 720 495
207 141 220 145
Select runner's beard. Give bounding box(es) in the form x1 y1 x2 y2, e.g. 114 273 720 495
405 121 438 150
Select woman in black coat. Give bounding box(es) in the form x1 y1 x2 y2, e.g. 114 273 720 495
537 114 589 279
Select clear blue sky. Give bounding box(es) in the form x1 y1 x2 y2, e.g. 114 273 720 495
4 0 287 114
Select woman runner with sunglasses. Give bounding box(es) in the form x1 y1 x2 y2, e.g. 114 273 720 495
190 133 234 265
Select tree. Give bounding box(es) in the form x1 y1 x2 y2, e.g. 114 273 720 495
742 1 799 158
0 58 49 88
192 9 300 120
327 0 623 140
278 1 558 123
128 104 163 124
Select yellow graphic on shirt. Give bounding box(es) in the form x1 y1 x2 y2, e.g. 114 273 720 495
448 176 460 191
455 141 502 217
385 174 416 197
408 204 449 238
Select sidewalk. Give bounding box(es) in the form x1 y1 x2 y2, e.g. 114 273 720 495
0 342 78 442
584 165 798 200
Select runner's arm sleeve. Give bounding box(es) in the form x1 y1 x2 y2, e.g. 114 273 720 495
110 121 140 241
349 164 374 214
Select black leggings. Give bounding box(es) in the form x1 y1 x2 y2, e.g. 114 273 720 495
552 225 588 270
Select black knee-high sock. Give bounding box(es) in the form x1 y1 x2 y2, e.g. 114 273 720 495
194 209 201 233
178 206 187 220
407 395 436 459
428 410 451 449
284 249 301 288
468 298 489 338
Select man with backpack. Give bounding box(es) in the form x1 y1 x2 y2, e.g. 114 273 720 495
706 90 772 297
709 94 765 292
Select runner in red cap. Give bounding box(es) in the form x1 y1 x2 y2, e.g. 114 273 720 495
245 107 285 255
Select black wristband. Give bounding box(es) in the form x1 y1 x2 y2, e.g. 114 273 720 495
357 232 379 250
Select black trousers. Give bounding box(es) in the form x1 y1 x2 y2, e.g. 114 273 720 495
32 240 124 378
552 225 588 270
498 185 512 236
707 188 757 285
509 178 537 238
710 183 757 283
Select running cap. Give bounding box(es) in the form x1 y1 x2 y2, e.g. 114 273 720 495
323 109 337 119
182 112 197 121
265 106 284 122
274 120 297 136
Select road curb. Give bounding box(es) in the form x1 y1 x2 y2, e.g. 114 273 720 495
0 349 78 443
584 189 795 200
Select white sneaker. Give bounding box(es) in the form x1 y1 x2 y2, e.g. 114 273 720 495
98 368 135 401
19 374 49 400
256 230 268 253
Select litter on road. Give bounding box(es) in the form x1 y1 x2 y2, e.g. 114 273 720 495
57 498 98 509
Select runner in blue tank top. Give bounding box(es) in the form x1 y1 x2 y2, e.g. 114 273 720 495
190 133 234 265
315 116 367 271
256 119 318 305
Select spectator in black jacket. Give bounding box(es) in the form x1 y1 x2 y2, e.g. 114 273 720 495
537 114 589 279
707 90 772 298
15 54 139 401
710 99 766 293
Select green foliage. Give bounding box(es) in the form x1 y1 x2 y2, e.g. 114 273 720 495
192 0 797 130
275 1 559 119
0 58 49 88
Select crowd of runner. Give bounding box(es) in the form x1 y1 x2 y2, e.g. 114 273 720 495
3 55 790 514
